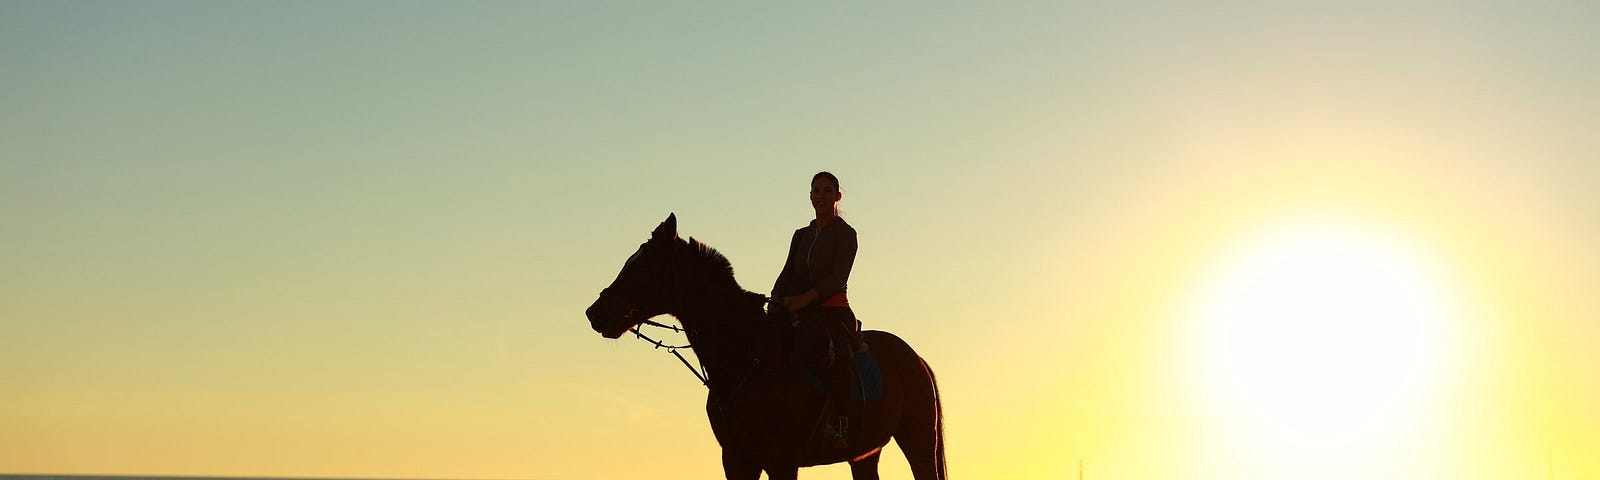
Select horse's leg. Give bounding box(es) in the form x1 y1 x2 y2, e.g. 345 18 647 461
721 449 760 480
895 428 940 480
849 450 882 480
895 361 946 480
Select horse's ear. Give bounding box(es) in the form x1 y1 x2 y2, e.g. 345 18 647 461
653 213 678 240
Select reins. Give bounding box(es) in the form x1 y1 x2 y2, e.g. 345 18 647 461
625 294 777 390
628 318 707 387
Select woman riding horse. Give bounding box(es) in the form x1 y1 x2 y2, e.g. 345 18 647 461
772 171 866 448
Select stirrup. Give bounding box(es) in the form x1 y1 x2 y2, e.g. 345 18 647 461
823 416 849 448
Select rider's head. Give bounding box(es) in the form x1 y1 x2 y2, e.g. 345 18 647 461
810 171 842 218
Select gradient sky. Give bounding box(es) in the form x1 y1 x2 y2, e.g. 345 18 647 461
3 2 1596 479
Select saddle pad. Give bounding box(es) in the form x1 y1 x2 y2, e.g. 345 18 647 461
805 351 884 401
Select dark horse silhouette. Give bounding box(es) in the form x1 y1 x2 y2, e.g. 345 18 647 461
586 214 946 480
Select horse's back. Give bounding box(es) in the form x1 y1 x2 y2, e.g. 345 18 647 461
861 330 925 369
859 329 937 408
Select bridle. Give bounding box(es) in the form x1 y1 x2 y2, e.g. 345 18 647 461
598 240 715 387
599 240 779 390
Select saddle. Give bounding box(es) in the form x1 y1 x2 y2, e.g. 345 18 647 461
779 310 870 448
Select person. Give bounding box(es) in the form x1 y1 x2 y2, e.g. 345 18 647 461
771 171 863 448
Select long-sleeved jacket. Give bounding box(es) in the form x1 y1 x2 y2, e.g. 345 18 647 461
771 217 858 304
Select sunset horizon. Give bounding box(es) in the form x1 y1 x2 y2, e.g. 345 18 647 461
5 2 1596 479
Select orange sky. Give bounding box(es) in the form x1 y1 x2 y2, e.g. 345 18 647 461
3 2 1596 479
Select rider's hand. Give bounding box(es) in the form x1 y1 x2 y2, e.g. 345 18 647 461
782 292 814 311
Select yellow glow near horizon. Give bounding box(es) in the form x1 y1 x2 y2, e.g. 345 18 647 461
1183 214 1463 479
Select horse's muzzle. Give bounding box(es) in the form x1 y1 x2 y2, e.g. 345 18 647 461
586 296 633 339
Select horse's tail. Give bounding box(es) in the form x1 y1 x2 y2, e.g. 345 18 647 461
921 356 947 480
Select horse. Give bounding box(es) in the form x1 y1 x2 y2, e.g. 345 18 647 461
586 214 946 480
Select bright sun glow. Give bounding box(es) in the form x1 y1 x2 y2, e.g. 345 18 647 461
1184 214 1461 480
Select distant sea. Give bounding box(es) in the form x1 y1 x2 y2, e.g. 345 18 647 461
0 476 512 480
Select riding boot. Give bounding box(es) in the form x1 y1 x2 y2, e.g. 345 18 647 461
840 366 860 441
822 365 852 448
830 318 861 448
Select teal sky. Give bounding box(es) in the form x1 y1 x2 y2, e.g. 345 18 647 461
4 2 1597 479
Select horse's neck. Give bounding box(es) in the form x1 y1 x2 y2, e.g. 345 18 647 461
676 292 764 390
670 247 768 390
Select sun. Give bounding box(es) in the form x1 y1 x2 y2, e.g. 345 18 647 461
1182 213 1461 479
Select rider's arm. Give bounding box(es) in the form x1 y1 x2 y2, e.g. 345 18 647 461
771 228 806 300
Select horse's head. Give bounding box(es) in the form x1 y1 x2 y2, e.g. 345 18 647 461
587 213 682 339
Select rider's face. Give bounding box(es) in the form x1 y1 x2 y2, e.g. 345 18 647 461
810 178 840 215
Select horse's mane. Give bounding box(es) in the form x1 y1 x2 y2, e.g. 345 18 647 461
685 237 767 306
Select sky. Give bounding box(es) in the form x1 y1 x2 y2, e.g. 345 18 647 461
2 2 1597 479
